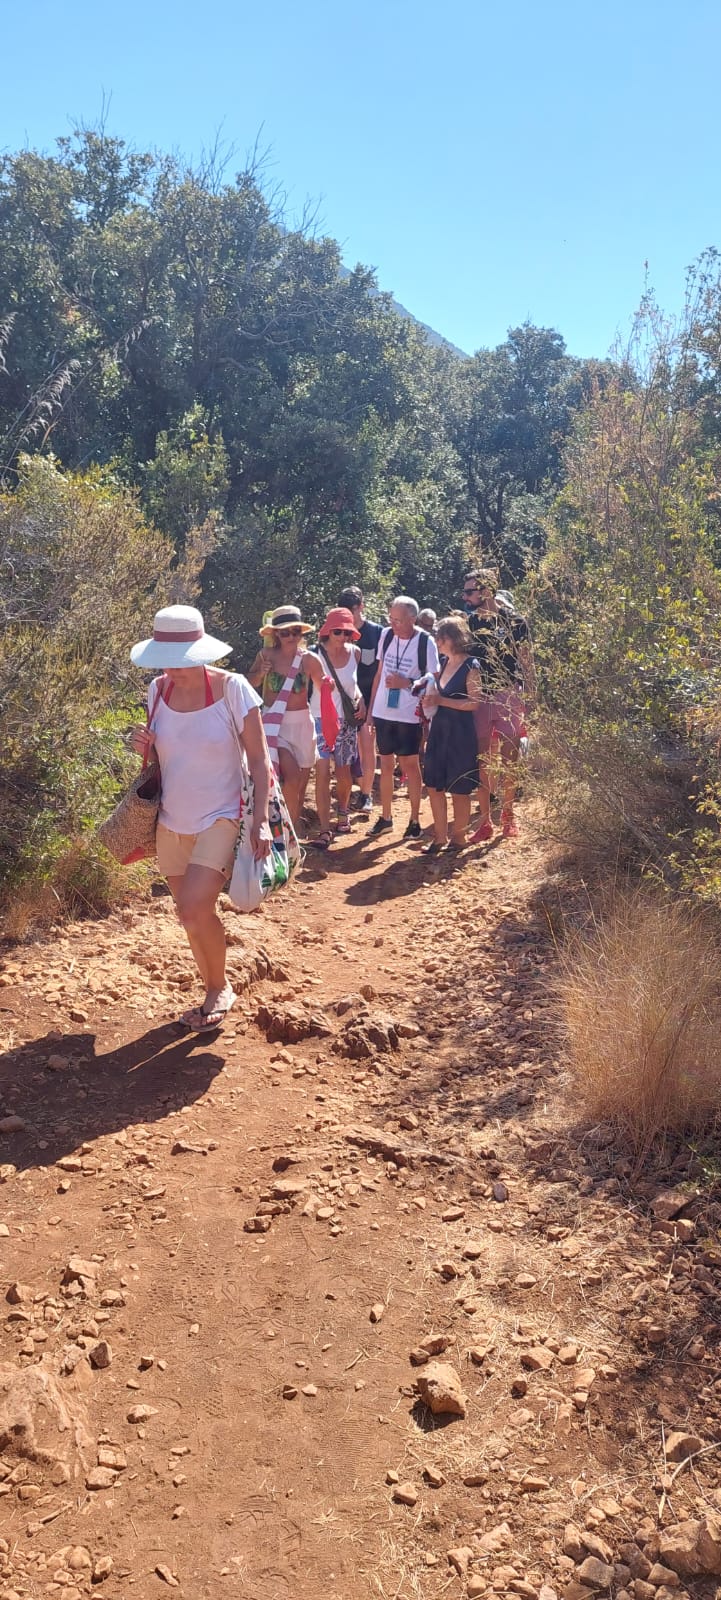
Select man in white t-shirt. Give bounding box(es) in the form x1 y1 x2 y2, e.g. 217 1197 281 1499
366 596 440 841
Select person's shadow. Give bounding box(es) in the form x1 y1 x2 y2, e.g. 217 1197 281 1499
0 1025 224 1173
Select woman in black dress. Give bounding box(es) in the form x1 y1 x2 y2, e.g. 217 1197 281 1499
420 616 483 853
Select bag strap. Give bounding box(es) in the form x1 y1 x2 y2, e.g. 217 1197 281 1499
142 676 167 771
319 646 357 726
261 650 302 773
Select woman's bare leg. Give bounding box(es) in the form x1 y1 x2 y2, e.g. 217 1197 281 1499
278 747 303 826
315 759 332 832
428 789 448 844
450 793 471 844
172 864 232 1023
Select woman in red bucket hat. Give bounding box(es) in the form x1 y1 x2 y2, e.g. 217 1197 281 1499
309 608 365 848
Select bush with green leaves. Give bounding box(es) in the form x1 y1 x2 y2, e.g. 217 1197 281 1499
0 454 174 917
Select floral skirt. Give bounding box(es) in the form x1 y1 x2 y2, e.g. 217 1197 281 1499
314 717 359 768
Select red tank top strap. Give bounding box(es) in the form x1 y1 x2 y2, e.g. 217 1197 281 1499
203 666 214 707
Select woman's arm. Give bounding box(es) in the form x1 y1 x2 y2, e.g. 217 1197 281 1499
247 649 270 690
423 664 483 712
303 650 326 692
241 707 272 859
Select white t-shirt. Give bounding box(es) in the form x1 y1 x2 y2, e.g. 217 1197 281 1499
374 628 440 724
148 672 262 834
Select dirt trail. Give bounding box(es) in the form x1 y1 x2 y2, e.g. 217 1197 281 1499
1 807 721 1600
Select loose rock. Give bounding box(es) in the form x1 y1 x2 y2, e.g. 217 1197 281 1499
415 1360 468 1418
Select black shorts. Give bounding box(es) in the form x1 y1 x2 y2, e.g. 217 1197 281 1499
374 717 423 758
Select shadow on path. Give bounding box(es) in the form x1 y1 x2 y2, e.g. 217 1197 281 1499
0 1023 224 1173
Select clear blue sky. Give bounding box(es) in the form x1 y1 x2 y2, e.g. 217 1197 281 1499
4 0 720 358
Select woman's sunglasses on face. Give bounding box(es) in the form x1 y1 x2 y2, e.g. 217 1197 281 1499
330 628 355 638
277 626 303 637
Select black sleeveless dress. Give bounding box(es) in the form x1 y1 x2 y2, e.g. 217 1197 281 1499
423 657 480 795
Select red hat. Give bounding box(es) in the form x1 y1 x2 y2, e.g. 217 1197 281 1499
318 606 361 641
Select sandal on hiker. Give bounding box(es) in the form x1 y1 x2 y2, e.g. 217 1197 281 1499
422 840 446 855
335 810 352 835
445 838 464 853
183 989 236 1031
309 828 334 850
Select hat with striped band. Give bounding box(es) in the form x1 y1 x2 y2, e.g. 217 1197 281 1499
130 605 232 668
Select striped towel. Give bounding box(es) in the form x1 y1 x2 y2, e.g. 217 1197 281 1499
261 650 303 774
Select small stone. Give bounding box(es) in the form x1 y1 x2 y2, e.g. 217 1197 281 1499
282 1385 298 1400
562 1527 585 1563
399 1112 419 1131
370 1302 385 1323
515 1272 537 1288
301 1384 318 1397
63 1255 97 1283
393 1480 418 1506
415 1360 467 1418
557 1343 578 1364
651 1189 689 1220
89 1340 112 1369
665 1430 704 1463
5 1281 31 1304
127 1404 158 1422
424 1466 446 1487
468 1580 486 1599
492 1181 509 1201
511 1376 528 1397
521 1346 554 1371
97 1446 127 1470
92 1556 114 1583
0 1115 26 1133
442 1206 465 1222
155 1565 179 1586
86 1467 117 1490
647 1565 680 1588
476 1522 512 1555
66 1547 92 1571
447 1546 474 1576
576 1556 615 1587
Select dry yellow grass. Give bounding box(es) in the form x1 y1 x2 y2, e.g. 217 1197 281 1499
559 891 721 1157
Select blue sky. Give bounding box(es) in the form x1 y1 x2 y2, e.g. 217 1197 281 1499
4 0 720 358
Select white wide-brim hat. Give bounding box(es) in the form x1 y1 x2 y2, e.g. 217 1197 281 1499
130 605 232 668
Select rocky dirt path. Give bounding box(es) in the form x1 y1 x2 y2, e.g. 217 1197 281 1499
1 806 721 1600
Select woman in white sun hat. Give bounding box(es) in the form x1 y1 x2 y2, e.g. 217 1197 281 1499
129 604 271 1030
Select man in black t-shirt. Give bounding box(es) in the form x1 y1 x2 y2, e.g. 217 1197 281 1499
461 567 536 841
338 586 383 816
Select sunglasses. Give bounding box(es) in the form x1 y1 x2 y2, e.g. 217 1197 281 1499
277 626 303 637
330 628 355 637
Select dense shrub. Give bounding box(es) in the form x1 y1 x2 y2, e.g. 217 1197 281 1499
0 455 174 922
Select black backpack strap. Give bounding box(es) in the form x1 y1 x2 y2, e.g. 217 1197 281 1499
418 630 428 674
381 627 393 658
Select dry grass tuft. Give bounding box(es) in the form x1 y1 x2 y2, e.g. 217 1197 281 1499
559 891 721 1159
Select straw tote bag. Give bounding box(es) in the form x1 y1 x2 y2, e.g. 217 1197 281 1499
224 680 302 912
98 679 166 865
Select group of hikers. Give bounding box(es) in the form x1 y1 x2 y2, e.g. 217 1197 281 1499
128 569 536 1029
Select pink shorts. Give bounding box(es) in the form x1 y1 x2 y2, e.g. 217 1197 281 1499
473 691 525 749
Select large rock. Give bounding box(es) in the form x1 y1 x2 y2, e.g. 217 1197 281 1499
415 1361 467 1418
0 1362 91 1476
696 1513 721 1575
656 1521 702 1578
665 1430 703 1463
